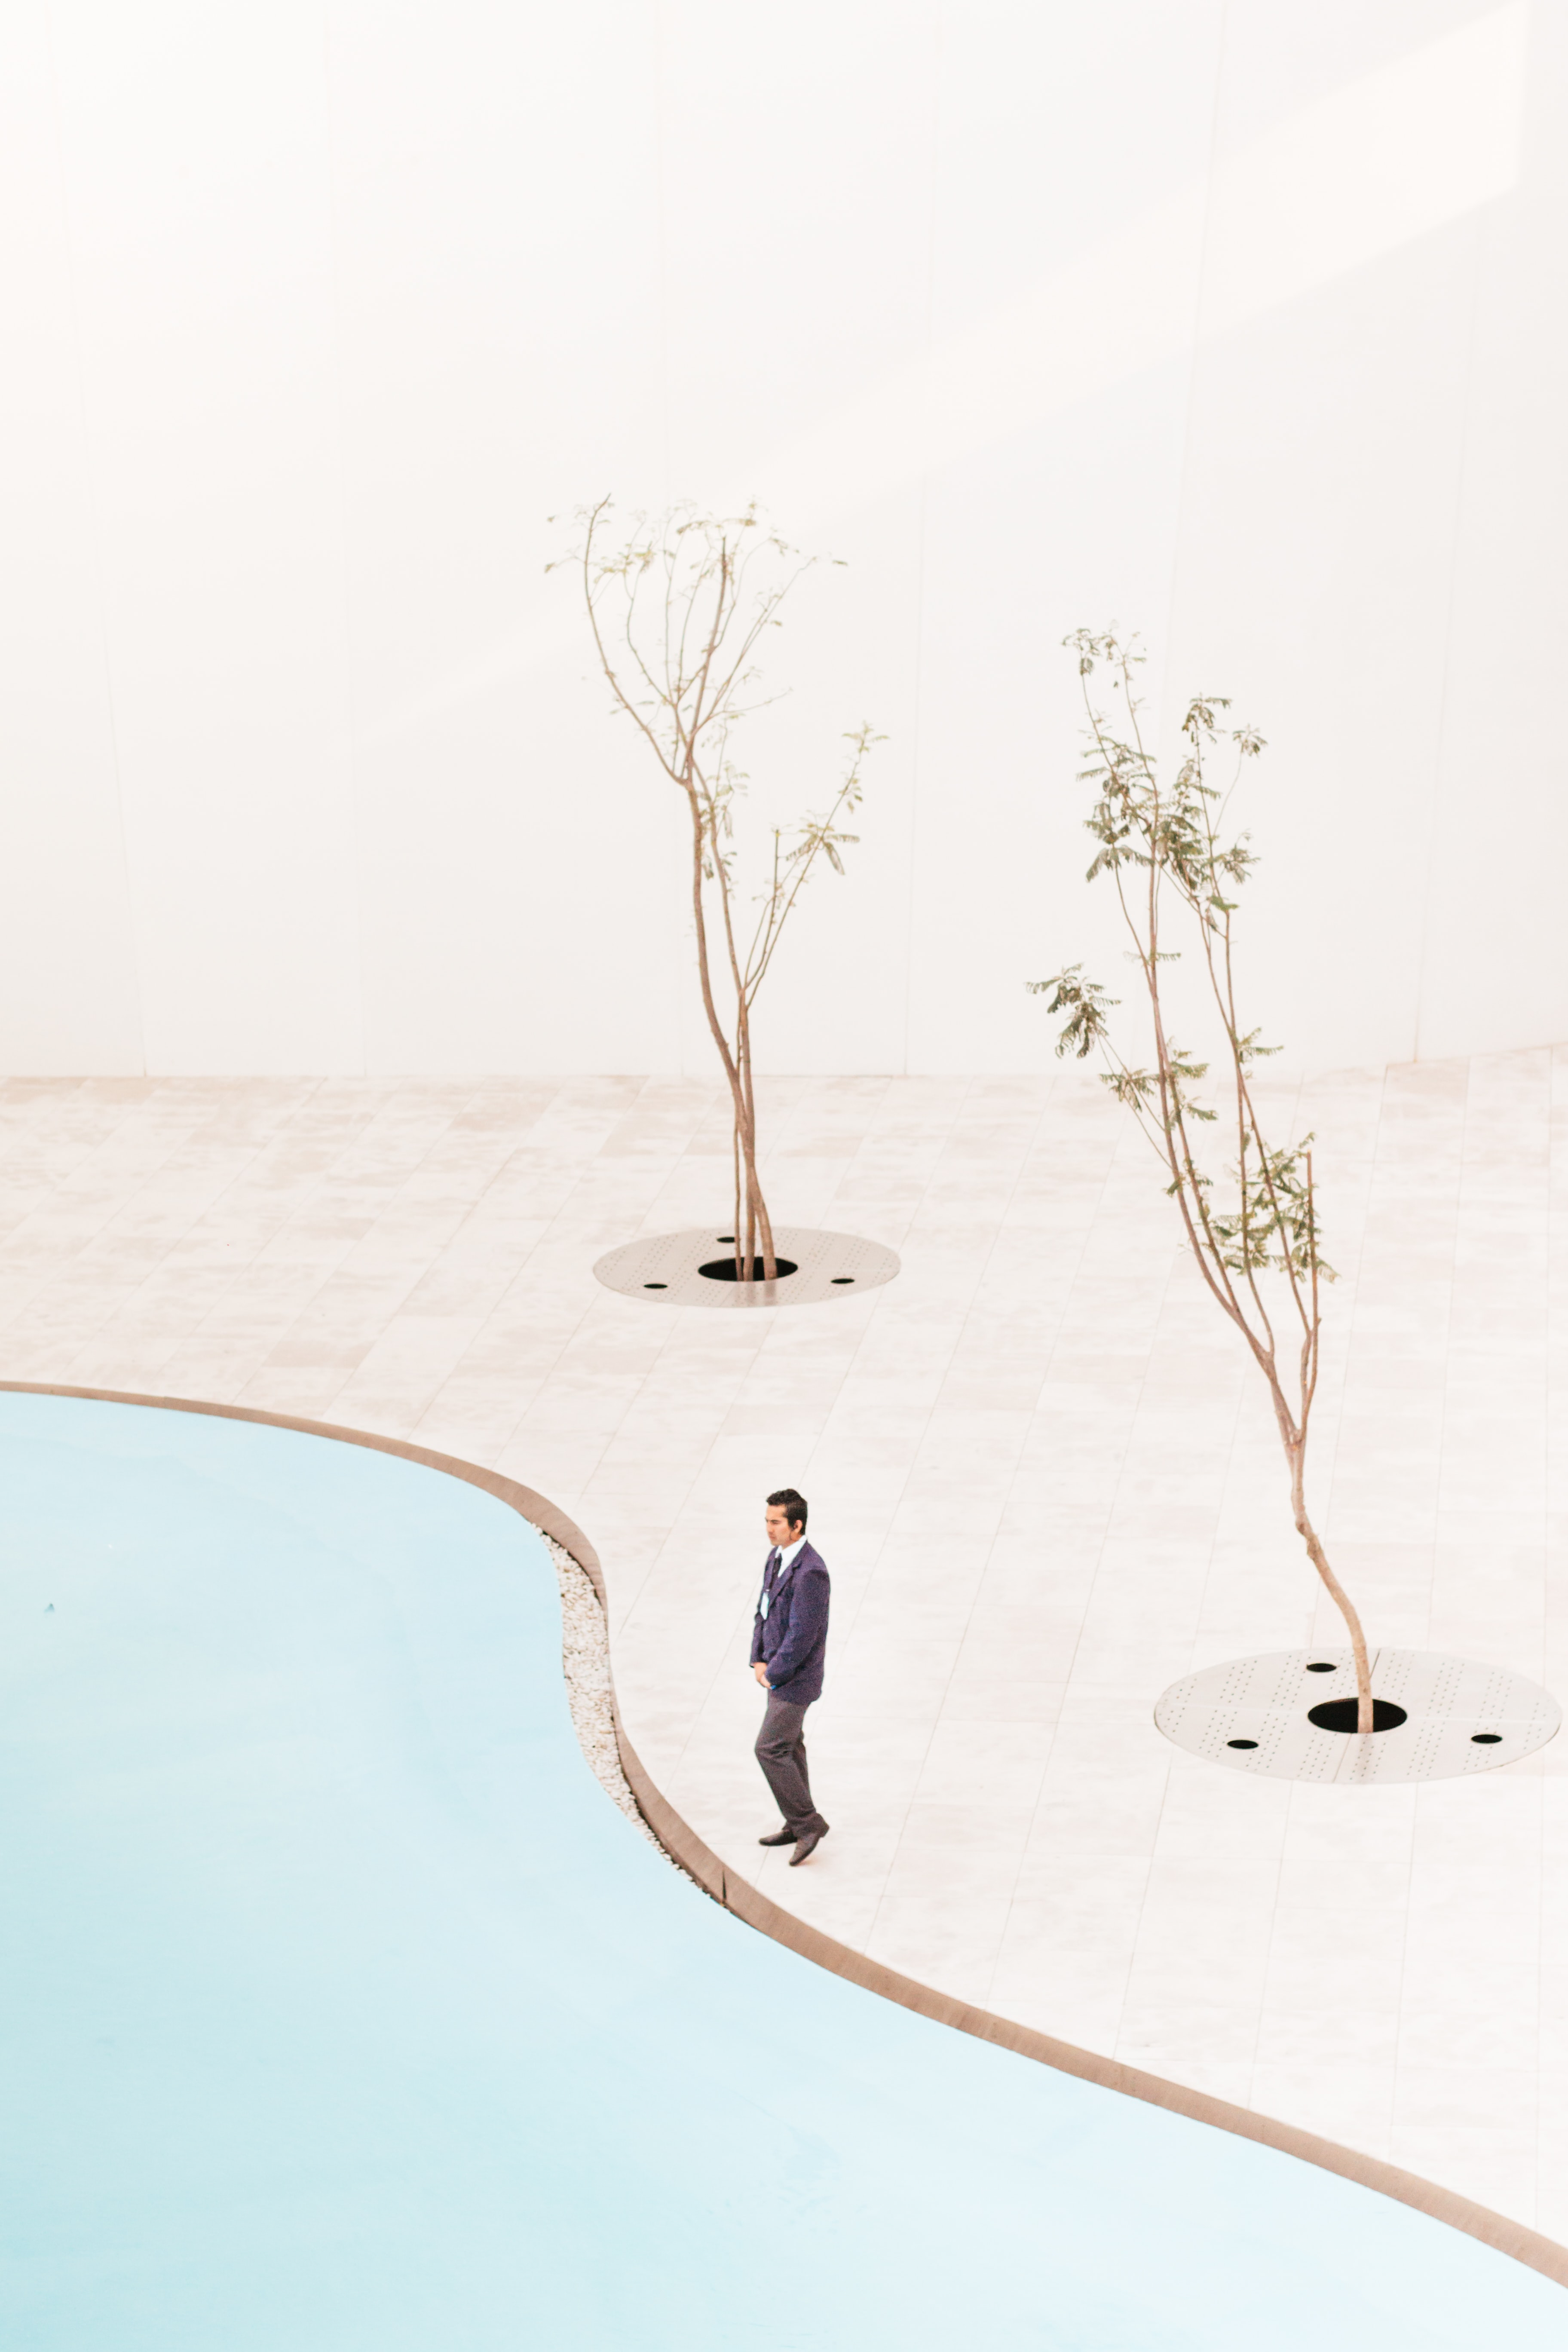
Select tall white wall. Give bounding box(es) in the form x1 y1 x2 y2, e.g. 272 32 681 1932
0 0 1558 1076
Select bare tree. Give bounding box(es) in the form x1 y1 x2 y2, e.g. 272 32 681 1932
556 498 877 1281
1033 630 1374 1733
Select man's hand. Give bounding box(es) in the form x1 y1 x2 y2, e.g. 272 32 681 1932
753 1661 771 1687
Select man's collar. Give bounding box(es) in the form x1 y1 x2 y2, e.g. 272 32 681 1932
777 1534 808 1571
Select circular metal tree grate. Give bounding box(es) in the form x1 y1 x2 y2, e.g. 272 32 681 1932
1155 1648 1561 1785
592 1225 900 1309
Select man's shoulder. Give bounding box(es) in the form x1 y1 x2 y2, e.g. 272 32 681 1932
800 1542 829 1578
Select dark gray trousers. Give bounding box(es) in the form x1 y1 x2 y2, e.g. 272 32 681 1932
755 1692 826 1835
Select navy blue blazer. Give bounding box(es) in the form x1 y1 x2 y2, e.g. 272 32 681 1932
749 1540 830 1705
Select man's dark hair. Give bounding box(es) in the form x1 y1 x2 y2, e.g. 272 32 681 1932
767 1486 808 1534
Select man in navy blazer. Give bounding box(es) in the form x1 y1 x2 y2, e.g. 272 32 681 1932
750 1487 830 1865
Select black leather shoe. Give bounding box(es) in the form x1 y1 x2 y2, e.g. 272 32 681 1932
758 1828 797 1846
789 1824 829 1866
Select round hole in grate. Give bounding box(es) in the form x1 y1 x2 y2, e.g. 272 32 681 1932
1305 1661 1337 1673
698 1256 800 1283
1307 1697 1408 1734
1471 1732 1503 1744
1227 1738 1259 1750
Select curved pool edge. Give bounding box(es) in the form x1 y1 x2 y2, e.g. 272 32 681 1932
7 1376 1563 2300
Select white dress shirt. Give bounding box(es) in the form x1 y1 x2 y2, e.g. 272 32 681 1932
759 1534 808 1622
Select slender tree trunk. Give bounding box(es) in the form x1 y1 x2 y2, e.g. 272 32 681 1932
739 1016 756 1276
731 1125 744 1282
753 1172 778 1280
1287 1442 1374 1733
681 781 778 1282
729 1081 761 1277
733 995 777 1280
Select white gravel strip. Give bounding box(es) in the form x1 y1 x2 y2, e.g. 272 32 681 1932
539 1528 665 1853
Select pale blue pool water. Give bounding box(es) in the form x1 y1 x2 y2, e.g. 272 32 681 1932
0 1391 1559 2350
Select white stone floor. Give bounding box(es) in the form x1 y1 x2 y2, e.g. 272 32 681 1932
1 1058 1564 2238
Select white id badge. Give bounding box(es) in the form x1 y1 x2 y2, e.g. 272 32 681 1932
759 1589 770 1618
